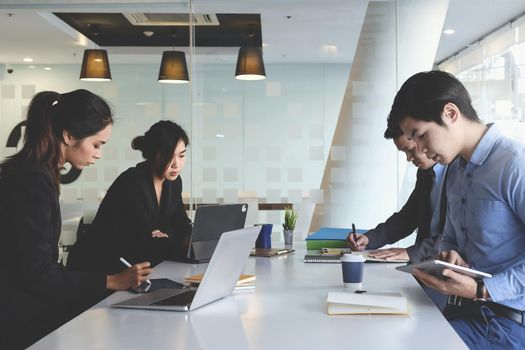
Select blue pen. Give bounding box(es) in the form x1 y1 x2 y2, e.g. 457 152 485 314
352 223 357 241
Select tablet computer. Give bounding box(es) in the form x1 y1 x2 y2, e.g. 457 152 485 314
396 260 492 279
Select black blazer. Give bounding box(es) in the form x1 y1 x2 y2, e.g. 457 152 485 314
0 161 106 349
67 161 192 274
365 168 441 262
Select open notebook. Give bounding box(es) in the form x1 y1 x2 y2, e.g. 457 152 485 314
326 292 408 315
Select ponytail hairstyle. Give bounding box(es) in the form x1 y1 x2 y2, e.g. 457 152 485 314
131 120 189 177
1 89 113 191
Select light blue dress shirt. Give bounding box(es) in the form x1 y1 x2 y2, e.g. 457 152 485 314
441 123 525 311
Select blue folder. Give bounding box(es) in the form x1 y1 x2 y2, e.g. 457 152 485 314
305 227 367 240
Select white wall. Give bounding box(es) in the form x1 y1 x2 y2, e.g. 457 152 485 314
311 0 449 246
0 62 350 235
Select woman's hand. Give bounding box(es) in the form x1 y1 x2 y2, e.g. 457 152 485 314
152 229 169 238
106 261 152 290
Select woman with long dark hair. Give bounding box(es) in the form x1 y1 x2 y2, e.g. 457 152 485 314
0 90 152 349
67 120 192 274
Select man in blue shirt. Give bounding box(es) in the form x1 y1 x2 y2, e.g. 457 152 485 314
390 70 525 349
348 125 446 264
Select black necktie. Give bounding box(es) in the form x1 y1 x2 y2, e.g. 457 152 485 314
438 165 451 234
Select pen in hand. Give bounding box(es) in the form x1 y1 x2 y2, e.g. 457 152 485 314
349 223 364 251
120 257 152 286
351 223 357 245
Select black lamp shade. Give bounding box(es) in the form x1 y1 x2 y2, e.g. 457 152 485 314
79 49 111 81
158 51 189 83
235 46 266 80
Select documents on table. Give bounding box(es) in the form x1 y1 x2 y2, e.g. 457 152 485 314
304 249 408 264
184 273 256 290
250 248 295 257
326 292 409 315
356 251 408 263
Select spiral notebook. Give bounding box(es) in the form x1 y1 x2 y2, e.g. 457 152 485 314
304 250 408 264
304 254 341 263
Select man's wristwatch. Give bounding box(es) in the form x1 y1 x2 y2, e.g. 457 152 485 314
475 279 486 301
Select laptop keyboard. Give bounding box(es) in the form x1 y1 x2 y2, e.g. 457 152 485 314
153 290 196 306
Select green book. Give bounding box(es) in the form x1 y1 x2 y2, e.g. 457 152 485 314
305 239 349 250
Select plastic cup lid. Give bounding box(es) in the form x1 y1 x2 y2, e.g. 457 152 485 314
340 253 365 262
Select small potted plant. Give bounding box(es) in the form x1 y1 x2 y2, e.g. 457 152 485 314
282 206 298 246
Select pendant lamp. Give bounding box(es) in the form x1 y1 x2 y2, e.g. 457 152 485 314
158 51 189 83
235 46 266 80
79 49 111 81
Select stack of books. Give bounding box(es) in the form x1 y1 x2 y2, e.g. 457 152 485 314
184 273 256 291
305 227 367 250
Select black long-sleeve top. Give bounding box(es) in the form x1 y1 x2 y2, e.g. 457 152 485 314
67 161 192 274
365 168 442 262
0 161 106 349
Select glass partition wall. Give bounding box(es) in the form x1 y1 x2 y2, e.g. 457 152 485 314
0 0 448 245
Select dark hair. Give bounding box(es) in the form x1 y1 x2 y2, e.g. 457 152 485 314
383 124 403 140
387 70 480 130
131 120 189 177
1 89 113 190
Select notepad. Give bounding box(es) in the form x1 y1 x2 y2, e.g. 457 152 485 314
304 250 408 264
184 273 256 290
320 248 407 262
304 254 341 263
357 251 408 263
326 292 409 315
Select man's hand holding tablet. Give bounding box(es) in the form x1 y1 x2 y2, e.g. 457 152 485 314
396 250 492 299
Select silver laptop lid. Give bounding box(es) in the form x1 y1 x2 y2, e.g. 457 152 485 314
190 226 259 310
111 226 260 311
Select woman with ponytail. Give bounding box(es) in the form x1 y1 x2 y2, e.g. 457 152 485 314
0 90 152 349
67 120 192 274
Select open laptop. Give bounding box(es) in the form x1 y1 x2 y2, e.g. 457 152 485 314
187 204 248 263
111 226 260 311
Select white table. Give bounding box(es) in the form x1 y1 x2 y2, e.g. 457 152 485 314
31 244 467 349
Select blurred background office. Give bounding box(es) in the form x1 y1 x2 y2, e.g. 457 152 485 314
1 0 524 256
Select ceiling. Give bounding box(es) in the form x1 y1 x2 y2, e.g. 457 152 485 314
434 0 525 63
54 13 262 47
0 0 524 66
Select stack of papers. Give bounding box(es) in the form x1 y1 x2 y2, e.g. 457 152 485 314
326 292 408 315
184 273 256 290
